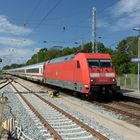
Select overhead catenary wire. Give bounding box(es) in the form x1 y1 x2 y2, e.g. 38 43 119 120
13 1 116 38
23 0 115 41
20 1 119 50
97 1 117 16
24 0 46 26
26 0 63 38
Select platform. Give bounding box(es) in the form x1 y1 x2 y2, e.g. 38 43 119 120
121 88 140 99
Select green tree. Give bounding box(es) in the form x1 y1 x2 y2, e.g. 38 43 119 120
61 47 73 56
113 36 138 75
2 63 24 70
83 42 92 52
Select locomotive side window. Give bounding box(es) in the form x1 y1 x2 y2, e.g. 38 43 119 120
77 61 80 68
88 59 99 68
100 59 112 68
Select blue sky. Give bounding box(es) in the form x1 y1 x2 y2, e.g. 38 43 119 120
0 0 140 68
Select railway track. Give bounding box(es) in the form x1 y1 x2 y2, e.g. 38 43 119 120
16 77 140 126
92 100 140 127
113 101 140 111
59 91 140 126
11 80 109 140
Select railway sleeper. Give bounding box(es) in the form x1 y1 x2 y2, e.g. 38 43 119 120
61 133 93 139
53 124 77 128
58 130 89 135
55 126 81 131
61 132 93 138
44 116 66 120
50 122 76 127
46 119 72 123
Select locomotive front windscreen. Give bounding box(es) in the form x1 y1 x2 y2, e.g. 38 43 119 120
88 59 112 68
88 60 100 68
100 59 112 68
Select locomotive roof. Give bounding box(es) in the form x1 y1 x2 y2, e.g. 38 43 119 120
83 53 111 59
48 54 75 64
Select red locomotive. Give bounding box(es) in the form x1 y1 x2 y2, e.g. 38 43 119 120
43 52 120 99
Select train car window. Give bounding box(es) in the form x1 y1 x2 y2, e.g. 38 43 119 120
17 69 25 73
100 59 112 68
87 59 99 68
26 68 39 73
77 61 80 68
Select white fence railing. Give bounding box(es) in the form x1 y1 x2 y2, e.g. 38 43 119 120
2 118 32 140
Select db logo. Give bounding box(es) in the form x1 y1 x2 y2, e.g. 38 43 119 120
100 73 105 77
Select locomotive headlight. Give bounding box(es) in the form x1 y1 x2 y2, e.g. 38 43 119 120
91 78 96 83
112 78 115 82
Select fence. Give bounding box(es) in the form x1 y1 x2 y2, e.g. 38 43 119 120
117 74 138 90
12 119 32 140
0 95 32 140
2 118 32 140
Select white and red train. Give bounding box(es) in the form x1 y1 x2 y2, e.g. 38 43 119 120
5 52 120 99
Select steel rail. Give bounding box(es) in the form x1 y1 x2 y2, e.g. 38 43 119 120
15 80 109 140
0 80 8 84
0 79 13 90
113 101 140 111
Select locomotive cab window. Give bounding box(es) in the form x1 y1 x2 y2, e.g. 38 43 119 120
100 59 112 68
87 59 99 68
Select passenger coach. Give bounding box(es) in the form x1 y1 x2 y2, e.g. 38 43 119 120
6 62 44 82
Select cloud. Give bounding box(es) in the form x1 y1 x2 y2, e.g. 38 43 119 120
0 37 35 46
109 0 140 31
97 19 109 28
0 15 31 35
110 13 140 31
111 0 140 17
0 47 34 68
0 15 35 68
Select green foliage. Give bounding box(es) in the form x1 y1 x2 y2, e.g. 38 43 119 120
97 42 106 53
2 63 25 70
113 36 137 75
61 47 74 55
83 42 92 52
